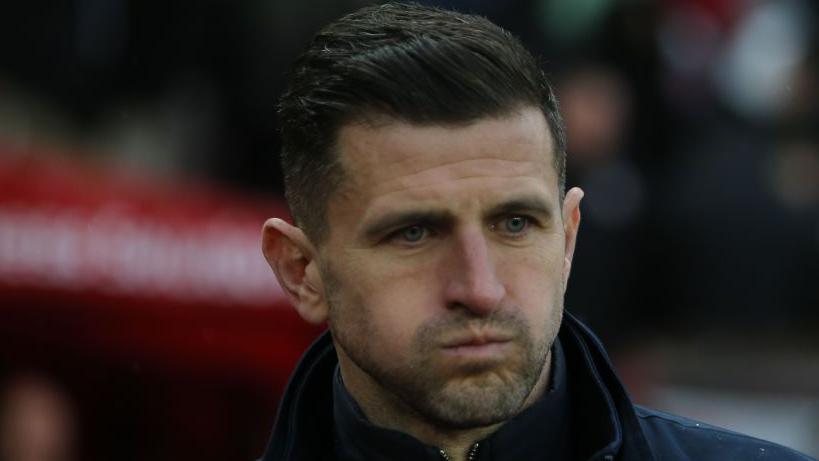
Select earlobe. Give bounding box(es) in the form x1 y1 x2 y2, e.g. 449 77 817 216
561 187 584 291
261 218 329 325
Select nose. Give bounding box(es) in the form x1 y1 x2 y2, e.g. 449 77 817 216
443 228 506 316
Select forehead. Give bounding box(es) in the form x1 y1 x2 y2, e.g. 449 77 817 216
334 108 556 198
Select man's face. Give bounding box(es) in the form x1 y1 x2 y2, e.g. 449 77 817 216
319 107 573 429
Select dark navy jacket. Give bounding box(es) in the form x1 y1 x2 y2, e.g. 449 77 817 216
260 312 816 461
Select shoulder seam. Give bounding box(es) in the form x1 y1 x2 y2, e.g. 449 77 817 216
634 406 816 461
636 406 752 437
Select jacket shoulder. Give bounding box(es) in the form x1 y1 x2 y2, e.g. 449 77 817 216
634 405 816 461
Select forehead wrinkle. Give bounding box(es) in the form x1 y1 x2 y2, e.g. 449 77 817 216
358 139 551 177
360 172 553 226
373 158 551 197
336 110 553 180
328 108 559 242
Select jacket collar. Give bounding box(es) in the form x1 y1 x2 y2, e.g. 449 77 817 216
560 312 655 461
261 312 655 461
331 339 573 461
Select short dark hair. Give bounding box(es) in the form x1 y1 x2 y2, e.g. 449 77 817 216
278 2 566 243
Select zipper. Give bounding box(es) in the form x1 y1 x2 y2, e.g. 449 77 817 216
439 442 479 461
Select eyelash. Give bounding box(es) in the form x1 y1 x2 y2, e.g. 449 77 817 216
386 215 536 246
492 215 532 236
390 225 431 245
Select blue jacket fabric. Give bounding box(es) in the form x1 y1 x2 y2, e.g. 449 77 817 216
260 312 815 461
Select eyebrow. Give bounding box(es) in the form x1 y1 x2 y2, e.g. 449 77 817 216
361 195 556 241
485 196 555 221
362 209 454 241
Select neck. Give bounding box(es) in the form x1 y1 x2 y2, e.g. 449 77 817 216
336 346 553 459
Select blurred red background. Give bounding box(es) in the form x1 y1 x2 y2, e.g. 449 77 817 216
1 0 817 459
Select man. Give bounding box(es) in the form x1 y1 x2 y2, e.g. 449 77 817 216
259 3 815 461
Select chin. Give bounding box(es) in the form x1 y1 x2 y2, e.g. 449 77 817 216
414 374 533 429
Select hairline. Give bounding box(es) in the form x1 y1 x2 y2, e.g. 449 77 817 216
307 104 566 247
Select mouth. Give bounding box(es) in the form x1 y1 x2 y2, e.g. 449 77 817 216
440 333 514 360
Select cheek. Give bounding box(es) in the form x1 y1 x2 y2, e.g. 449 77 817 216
499 246 564 323
333 253 442 358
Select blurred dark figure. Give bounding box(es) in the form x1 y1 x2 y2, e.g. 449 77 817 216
0 375 76 461
559 64 654 344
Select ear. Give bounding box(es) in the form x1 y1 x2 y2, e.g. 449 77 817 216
261 218 328 324
561 187 584 292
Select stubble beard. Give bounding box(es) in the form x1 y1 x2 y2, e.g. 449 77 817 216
326 274 559 430
396 311 553 429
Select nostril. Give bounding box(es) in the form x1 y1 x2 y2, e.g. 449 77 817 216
447 277 505 315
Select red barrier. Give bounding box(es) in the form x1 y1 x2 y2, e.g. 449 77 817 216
0 145 322 381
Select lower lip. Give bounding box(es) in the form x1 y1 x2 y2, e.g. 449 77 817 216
441 341 512 360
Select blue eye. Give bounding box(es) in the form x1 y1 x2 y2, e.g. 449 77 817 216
503 216 528 233
399 225 427 242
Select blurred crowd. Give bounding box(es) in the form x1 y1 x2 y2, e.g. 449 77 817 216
0 374 76 461
2 0 817 340
1 0 818 459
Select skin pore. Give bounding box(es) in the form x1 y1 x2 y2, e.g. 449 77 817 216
263 107 583 461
